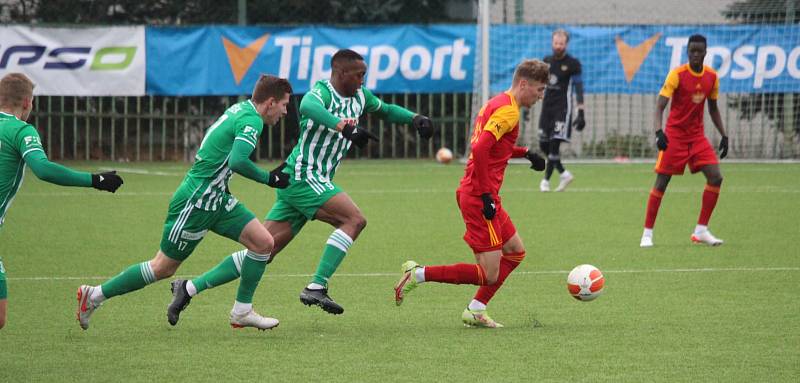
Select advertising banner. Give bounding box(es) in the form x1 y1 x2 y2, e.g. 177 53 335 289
146 25 475 95
0 26 146 96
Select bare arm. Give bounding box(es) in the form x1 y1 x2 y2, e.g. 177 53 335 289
654 95 669 133
707 99 727 137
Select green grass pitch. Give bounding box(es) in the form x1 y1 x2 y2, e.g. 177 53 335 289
1 160 798 382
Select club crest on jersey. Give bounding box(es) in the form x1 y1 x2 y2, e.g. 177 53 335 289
561 65 568 71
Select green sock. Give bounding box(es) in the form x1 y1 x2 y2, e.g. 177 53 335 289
311 229 353 286
191 250 245 295
100 261 157 299
235 251 270 303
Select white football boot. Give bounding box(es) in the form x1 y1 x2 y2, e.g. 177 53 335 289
691 230 724 246
555 170 574 192
230 309 279 331
540 179 550 192
640 235 654 248
76 285 101 330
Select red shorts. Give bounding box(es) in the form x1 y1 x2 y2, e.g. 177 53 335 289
456 191 517 253
655 136 719 175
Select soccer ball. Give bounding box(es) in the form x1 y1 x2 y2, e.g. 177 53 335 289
435 147 453 164
567 264 605 301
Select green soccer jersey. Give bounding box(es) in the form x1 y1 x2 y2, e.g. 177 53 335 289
176 100 264 211
0 112 45 226
287 80 385 188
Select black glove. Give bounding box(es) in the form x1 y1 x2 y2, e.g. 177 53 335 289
655 129 669 151
91 171 123 193
412 114 433 139
266 162 289 189
524 150 546 171
574 109 586 132
341 123 378 149
719 136 729 159
481 193 496 220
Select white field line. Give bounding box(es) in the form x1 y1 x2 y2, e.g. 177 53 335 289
7 266 798 281
17 186 800 197
100 163 800 177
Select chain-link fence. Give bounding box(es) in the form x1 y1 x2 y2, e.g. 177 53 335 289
476 0 800 159
4 0 798 160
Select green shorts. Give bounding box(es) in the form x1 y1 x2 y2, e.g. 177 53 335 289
0 257 7 300
266 177 342 235
160 195 256 261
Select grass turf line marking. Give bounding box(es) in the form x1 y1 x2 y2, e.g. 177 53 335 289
17 186 800 197
8 266 798 281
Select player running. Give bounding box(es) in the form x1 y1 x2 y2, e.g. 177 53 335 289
538 29 585 192
76 74 292 331
640 34 729 248
0 73 123 330
165 49 433 321
394 59 549 328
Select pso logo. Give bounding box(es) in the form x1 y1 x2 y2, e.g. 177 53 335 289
0 45 137 70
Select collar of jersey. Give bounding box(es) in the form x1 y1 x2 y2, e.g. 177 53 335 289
503 91 518 108
325 80 352 100
0 111 16 119
684 63 706 77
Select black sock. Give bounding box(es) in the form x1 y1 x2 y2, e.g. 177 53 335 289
545 161 555 180
555 160 565 173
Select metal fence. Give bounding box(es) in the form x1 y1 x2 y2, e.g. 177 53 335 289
29 93 474 161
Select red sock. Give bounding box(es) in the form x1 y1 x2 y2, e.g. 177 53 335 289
644 188 664 229
474 252 525 304
424 263 487 285
698 184 721 225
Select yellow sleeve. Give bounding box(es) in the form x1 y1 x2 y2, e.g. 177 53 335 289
709 76 720 100
659 69 680 98
483 105 519 140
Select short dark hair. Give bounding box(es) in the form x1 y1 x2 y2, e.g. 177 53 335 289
251 74 292 104
331 49 364 68
688 34 707 47
0 73 34 109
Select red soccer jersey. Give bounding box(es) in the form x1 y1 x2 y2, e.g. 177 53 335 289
660 63 720 140
458 92 522 196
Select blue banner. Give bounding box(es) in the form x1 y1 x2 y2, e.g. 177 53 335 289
146 24 799 95
146 25 475 95
489 25 800 94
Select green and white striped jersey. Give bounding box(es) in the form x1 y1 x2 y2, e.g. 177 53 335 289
287 80 383 190
0 112 44 226
175 100 263 211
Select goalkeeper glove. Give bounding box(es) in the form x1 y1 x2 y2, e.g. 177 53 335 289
655 129 669 151
342 123 378 149
91 171 123 193
412 114 433 139
266 162 290 189
574 109 586 132
524 150 546 171
481 193 496 220
718 136 729 159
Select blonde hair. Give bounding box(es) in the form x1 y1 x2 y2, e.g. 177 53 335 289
0 73 34 109
513 59 550 85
